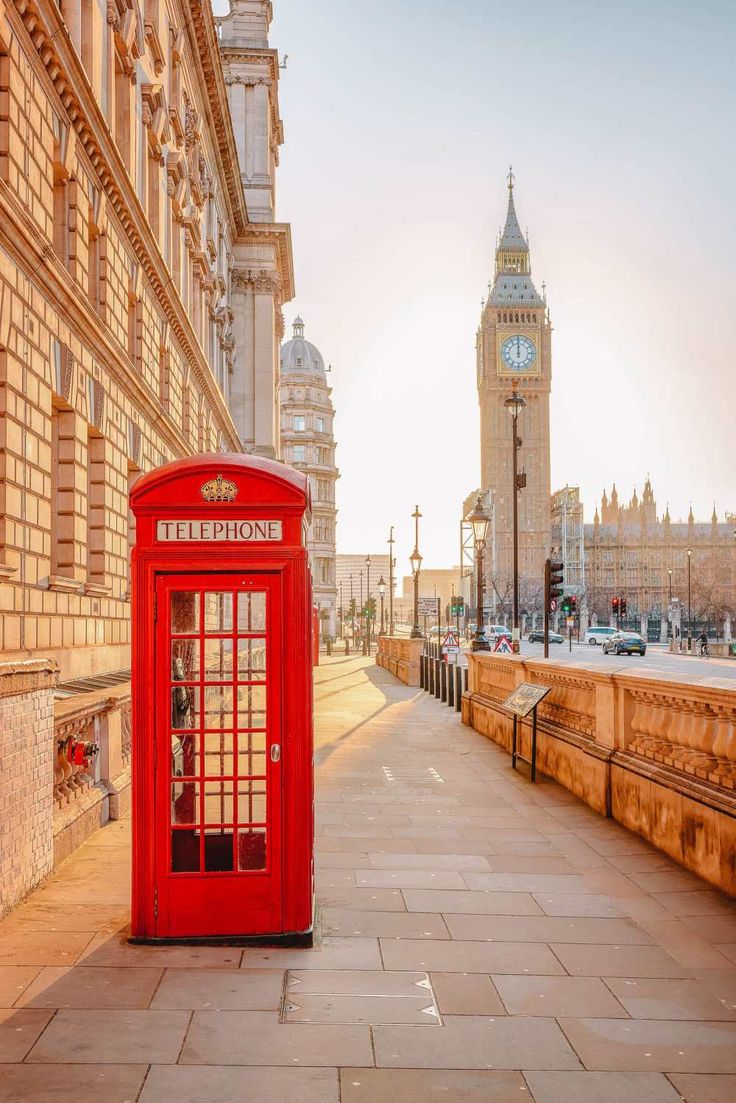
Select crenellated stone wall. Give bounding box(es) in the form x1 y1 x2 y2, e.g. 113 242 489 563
462 654 736 894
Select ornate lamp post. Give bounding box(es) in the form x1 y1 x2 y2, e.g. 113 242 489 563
378 575 386 635
410 505 423 639
667 568 673 639
504 387 527 651
686 545 692 650
388 526 395 636
468 495 491 652
365 555 372 651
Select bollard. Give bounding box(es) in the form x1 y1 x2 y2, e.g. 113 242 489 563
419 654 425 690
345 638 350 655
455 663 462 712
326 638 332 656
447 662 454 707
434 657 441 699
362 638 368 656
440 661 447 703
463 667 468 694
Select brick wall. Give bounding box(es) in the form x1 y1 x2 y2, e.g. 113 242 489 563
0 659 58 916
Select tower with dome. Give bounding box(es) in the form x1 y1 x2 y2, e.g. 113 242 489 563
280 318 339 637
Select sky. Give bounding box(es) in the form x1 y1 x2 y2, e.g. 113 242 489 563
218 0 736 569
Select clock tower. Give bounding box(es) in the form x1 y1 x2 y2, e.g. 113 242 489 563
476 171 551 615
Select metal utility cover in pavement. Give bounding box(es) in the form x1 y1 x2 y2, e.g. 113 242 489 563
382 766 444 785
279 969 442 1025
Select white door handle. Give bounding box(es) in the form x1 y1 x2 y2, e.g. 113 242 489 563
271 744 281 762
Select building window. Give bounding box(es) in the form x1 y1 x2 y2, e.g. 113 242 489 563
315 557 332 585
293 445 306 462
293 415 306 431
316 416 326 433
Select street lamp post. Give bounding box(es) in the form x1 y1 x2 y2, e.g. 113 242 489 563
410 505 423 639
687 546 692 650
349 574 354 640
359 570 364 647
366 555 372 652
388 526 395 636
378 575 386 635
339 580 343 639
504 387 527 652
667 568 673 640
468 495 491 652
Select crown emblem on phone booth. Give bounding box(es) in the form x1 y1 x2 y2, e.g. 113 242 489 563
200 474 238 502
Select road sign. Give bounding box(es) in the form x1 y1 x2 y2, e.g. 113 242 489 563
566 617 574 628
442 631 459 651
494 637 512 654
417 597 436 616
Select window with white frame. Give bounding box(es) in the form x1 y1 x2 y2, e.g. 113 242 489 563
293 444 306 462
293 415 306 431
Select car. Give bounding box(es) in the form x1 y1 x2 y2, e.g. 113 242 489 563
486 624 512 643
585 626 618 646
602 631 647 656
528 629 564 644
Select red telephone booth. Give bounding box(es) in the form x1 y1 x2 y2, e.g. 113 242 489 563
129 454 314 943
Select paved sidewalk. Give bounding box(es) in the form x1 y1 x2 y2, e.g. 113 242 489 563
1 655 736 1101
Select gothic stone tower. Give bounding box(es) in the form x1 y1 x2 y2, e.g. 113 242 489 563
477 173 551 611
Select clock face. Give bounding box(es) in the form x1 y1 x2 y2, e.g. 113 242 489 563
500 334 536 372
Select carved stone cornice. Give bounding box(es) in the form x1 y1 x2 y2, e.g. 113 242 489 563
179 0 248 232
8 0 240 449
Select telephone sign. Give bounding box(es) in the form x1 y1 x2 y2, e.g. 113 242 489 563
130 454 314 944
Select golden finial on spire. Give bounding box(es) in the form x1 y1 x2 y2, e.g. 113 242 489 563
507 164 514 192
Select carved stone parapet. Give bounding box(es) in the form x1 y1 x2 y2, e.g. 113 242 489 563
0 658 59 699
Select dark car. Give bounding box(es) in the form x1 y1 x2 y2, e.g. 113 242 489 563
528 630 564 644
602 631 647 656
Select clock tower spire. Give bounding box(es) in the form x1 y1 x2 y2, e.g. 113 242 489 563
475 173 552 621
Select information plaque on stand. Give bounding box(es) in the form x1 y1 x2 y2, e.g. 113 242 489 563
503 682 551 782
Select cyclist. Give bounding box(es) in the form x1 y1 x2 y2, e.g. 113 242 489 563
696 630 710 657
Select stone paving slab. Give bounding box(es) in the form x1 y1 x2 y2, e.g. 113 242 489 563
1 655 736 1100
0 1064 149 1103
139 1065 340 1103
340 1068 528 1101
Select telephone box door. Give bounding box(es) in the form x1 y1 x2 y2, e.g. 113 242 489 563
155 571 282 937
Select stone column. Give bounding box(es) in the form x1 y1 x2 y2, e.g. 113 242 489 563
253 286 277 458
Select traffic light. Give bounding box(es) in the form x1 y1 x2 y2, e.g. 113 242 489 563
620 597 627 616
545 559 564 612
561 596 572 615
611 597 619 612
570 595 578 615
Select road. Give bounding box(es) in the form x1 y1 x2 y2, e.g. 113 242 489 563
504 639 736 682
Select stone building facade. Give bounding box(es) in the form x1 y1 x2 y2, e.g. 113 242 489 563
584 480 736 628
280 318 338 636
475 172 551 614
0 0 292 909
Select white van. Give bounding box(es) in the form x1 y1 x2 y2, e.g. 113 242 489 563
585 626 618 645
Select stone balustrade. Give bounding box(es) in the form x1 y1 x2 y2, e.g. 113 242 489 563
462 654 736 894
376 635 423 686
53 682 132 864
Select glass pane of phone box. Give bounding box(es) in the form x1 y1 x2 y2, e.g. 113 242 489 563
172 827 266 872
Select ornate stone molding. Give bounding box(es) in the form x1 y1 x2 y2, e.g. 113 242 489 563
231 268 282 300
224 75 273 88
